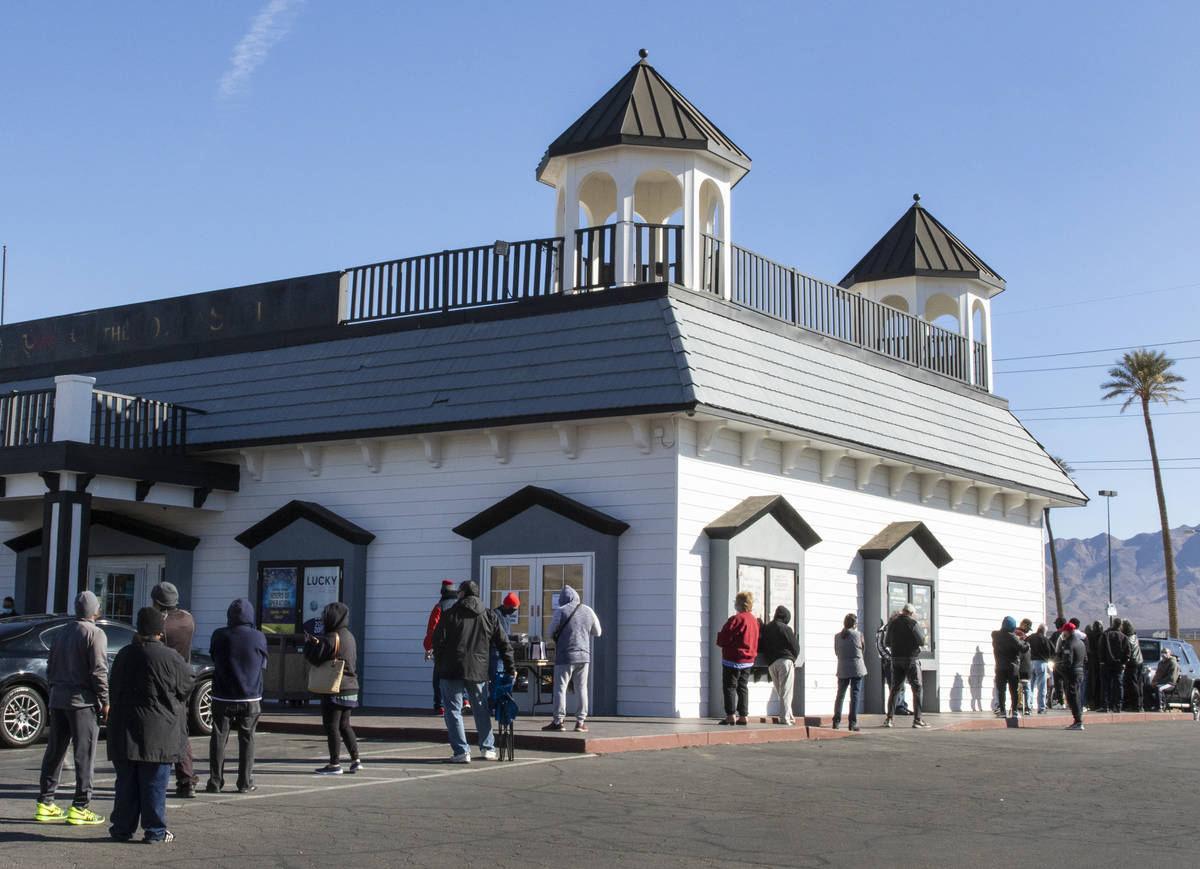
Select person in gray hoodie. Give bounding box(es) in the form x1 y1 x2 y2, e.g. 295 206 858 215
833 613 868 731
542 586 601 733
35 590 109 825
206 599 268 793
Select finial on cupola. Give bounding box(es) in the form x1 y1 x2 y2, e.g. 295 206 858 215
638 48 649 61
913 193 921 205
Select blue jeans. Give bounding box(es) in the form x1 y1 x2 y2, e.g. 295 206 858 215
833 677 861 726
1031 660 1048 711
440 679 494 757
109 760 170 841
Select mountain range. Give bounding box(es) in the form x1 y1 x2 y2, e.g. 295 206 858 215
1044 524 1200 631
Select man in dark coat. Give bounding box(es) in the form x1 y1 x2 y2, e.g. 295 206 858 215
884 603 928 729
207 599 268 793
1057 622 1087 730
152 582 199 797
991 616 1029 719
36 590 108 825
107 606 193 843
1100 617 1132 712
432 581 514 763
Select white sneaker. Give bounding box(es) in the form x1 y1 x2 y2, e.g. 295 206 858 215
449 753 471 764
482 749 498 761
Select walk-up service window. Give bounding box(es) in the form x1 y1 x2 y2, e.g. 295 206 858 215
736 559 797 625
886 577 934 657
257 561 344 634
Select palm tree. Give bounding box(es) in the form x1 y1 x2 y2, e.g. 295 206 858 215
1100 349 1186 636
1044 456 1074 621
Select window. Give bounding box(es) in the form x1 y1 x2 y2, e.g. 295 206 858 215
257 561 343 634
481 554 592 644
735 559 797 623
887 577 934 657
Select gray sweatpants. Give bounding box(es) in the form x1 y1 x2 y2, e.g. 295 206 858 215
552 662 590 724
39 706 100 807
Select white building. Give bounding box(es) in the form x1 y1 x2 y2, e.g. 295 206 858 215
0 53 1083 724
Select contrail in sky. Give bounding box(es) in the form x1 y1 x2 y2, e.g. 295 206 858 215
218 0 302 98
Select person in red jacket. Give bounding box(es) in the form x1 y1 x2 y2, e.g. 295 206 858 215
716 591 760 725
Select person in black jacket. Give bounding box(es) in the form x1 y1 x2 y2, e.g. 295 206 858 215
759 606 800 726
304 602 361 775
1027 624 1054 713
1100 617 1132 712
106 607 193 844
432 581 514 763
1057 621 1087 730
991 617 1029 719
884 604 928 728
206 599 268 793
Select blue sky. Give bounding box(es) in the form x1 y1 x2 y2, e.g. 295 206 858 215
2 1 1197 542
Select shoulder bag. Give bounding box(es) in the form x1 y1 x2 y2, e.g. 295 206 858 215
308 631 345 694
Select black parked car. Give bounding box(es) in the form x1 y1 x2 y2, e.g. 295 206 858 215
1139 636 1200 712
0 614 215 748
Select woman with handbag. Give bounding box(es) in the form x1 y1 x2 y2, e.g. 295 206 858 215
303 602 361 775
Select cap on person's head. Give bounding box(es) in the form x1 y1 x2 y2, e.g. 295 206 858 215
74 590 99 619
137 606 165 636
901 602 915 616
459 580 479 597
151 581 180 608
441 580 455 589
1061 622 1076 632
1002 616 1017 631
502 592 520 609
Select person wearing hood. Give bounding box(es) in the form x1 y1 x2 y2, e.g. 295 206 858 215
991 616 1028 719
304 602 362 775
1100 616 1133 712
106 606 193 844
833 613 867 731
758 605 800 726
544 584 602 733
1057 621 1087 730
424 580 467 715
432 581 514 762
151 581 199 798
35 590 109 826
206 599 268 793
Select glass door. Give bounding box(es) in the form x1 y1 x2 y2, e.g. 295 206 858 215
482 554 593 644
89 558 163 624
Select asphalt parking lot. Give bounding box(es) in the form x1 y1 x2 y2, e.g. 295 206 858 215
2 721 1197 868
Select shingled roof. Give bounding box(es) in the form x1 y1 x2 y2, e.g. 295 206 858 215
840 197 1005 292
536 51 750 181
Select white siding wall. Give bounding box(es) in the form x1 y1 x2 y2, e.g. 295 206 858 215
676 421 1045 718
164 421 677 712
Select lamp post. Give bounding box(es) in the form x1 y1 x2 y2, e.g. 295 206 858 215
1099 490 1118 616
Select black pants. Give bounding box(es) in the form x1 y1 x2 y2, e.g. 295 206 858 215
175 738 198 791
1066 669 1083 723
887 657 922 720
1123 663 1144 712
208 700 261 791
722 666 749 717
39 706 99 807
1102 664 1124 711
320 698 359 764
994 670 1019 714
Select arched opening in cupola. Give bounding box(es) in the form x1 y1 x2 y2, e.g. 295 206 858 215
577 171 617 228
633 170 684 283
924 293 959 332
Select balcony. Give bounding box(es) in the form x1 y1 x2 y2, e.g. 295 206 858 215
340 224 988 391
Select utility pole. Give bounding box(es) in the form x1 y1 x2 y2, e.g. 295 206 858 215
1099 489 1118 618
2 244 6 325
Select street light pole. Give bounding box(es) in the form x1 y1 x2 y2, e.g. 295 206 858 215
1099 490 1118 616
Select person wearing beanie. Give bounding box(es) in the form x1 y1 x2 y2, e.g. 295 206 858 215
488 591 521 712
151 582 199 798
423 580 468 715
991 616 1028 719
35 591 109 826
106 606 193 843
1056 620 1088 730
206 599 268 793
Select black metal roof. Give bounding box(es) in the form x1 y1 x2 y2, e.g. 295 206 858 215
703 495 821 549
235 500 376 548
537 52 750 180
452 485 630 539
840 198 1005 291
858 520 953 568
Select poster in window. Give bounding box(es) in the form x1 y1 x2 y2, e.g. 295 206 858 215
736 563 765 622
303 565 342 629
887 581 907 619
911 583 932 651
769 568 796 618
260 567 298 634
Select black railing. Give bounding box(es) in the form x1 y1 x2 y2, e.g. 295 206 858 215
92 390 200 452
634 223 682 284
576 225 615 291
0 388 56 447
700 232 722 294
343 237 563 322
720 243 986 389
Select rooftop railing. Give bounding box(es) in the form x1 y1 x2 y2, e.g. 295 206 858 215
92 390 202 452
0 388 56 448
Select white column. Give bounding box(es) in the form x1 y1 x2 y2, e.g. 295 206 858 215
52 375 96 443
614 173 636 286
719 184 732 301
681 167 697 290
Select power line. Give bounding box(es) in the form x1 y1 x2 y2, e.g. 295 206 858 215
1070 466 1200 471
1017 409 1200 421
1012 397 1199 411
997 354 1200 374
995 338 1200 362
1067 457 1200 464
994 279 1200 317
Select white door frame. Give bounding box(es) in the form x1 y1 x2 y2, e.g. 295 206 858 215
88 556 166 621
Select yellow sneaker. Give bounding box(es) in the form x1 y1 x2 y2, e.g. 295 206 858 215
35 802 67 822
66 805 105 825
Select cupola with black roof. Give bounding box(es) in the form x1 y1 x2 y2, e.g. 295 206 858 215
537 50 749 298
839 195 1003 391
